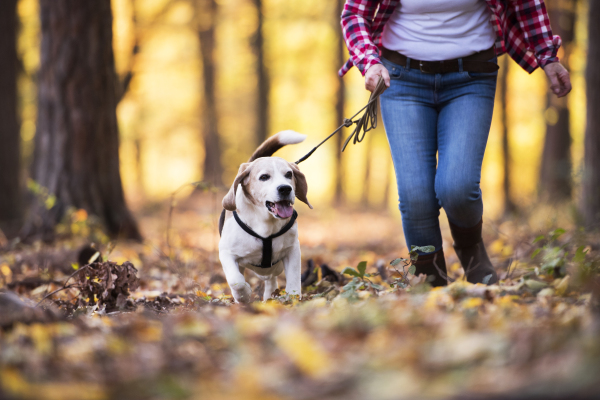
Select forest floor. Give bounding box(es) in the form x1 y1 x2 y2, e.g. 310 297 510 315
1 194 600 400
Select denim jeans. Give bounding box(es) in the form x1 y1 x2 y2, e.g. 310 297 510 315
379 56 497 253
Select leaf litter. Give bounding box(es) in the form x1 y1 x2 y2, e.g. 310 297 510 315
1 208 600 400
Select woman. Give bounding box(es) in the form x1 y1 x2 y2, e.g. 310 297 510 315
340 0 571 285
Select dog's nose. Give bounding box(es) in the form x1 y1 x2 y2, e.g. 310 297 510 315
278 185 292 196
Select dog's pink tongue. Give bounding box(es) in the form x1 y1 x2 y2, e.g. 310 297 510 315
274 201 293 219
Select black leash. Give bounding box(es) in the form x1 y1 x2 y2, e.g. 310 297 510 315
232 210 298 269
295 77 388 165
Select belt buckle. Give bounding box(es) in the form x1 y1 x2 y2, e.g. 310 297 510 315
419 61 430 73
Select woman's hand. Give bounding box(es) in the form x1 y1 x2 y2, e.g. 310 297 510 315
543 62 572 98
365 63 391 92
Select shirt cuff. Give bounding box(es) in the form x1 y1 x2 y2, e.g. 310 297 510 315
536 35 562 69
362 56 382 76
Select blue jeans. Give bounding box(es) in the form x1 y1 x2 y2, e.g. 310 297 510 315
380 56 497 253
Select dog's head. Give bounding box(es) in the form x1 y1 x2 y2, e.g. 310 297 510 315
222 157 312 218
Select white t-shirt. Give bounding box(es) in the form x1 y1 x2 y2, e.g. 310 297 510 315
381 0 497 61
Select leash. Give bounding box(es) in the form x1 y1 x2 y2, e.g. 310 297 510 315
295 76 388 165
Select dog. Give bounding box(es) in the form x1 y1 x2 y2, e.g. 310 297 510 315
218 131 312 303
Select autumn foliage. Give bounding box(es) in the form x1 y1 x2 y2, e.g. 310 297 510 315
1 204 599 400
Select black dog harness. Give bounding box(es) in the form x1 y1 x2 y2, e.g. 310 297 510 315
232 210 298 269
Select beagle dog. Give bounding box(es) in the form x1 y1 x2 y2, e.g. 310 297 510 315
218 131 312 303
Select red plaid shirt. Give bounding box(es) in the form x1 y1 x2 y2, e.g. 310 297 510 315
339 0 561 76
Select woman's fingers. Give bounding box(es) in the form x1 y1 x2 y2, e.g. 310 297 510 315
557 68 572 97
543 62 572 98
381 67 391 88
548 72 561 95
364 63 390 92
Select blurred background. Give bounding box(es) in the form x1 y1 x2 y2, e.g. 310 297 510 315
1 3 600 398
0 0 597 249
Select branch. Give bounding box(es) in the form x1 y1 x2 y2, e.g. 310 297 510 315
35 264 93 307
433 252 454 284
117 0 179 102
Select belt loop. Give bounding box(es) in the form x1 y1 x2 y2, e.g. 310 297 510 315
458 58 464 73
405 57 411 71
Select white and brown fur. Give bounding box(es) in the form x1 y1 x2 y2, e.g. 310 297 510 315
218 131 312 303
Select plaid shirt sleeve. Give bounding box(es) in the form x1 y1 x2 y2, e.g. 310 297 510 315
339 0 383 77
510 0 561 69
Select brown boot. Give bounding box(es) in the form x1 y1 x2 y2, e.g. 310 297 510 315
449 219 498 285
413 249 448 287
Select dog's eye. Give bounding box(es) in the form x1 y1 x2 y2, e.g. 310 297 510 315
285 171 293 179
259 174 270 181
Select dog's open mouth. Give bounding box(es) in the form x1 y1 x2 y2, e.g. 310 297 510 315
266 201 294 219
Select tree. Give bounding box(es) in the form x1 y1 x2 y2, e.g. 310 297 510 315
195 0 223 186
499 55 516 215
0 0 21 239
334 0 346 205
24 0 141 241
252 0 270 147
539 0 578 200
581 0 600 228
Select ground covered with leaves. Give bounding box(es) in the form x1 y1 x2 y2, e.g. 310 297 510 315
1 204 600 400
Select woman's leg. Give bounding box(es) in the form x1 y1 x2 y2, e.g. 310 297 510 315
379 61 442 252
435 70 498 283
435 73 496 227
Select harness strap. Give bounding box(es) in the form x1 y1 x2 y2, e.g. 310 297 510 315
232 210 298 269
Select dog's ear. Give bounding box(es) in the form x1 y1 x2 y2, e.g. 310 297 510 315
222 163 252 211
290 163 313 209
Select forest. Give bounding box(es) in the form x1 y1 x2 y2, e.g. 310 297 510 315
0 0 599 399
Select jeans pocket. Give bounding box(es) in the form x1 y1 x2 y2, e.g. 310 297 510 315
381 57 405 79
466 57 499 79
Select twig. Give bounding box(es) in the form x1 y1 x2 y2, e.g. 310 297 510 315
35 264 93 307
166 182 201 256
433 253 454 284
35 284 79 307
166 181 219 257
462 252 483 282
503 258 515 285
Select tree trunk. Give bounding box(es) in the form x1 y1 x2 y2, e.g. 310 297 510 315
334 0 346 205
24 0 141 241
196 0 223 186
252 0 270 146
361 136 373 207
499 55 516 215
581 0 600 228
0 0 21 239
539 0 577 200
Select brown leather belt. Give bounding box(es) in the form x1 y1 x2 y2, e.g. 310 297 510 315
381 47 499 74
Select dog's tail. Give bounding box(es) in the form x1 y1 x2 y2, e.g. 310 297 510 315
248 130 306 162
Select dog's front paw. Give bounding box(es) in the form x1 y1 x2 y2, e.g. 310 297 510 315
231 282 252 303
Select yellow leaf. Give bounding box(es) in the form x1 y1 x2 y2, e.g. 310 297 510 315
236 314 275 336
136 321 163 342
1 368 30 397
555 275 570 296
490 239 504 255
0 263 12 277
448 262 461 273
461 297 483 309
537 288 555 298
30 323 53 355
424 288 453 311
73 208 88 222
273 323 331 378
495 295 519 307
174 319 211 337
